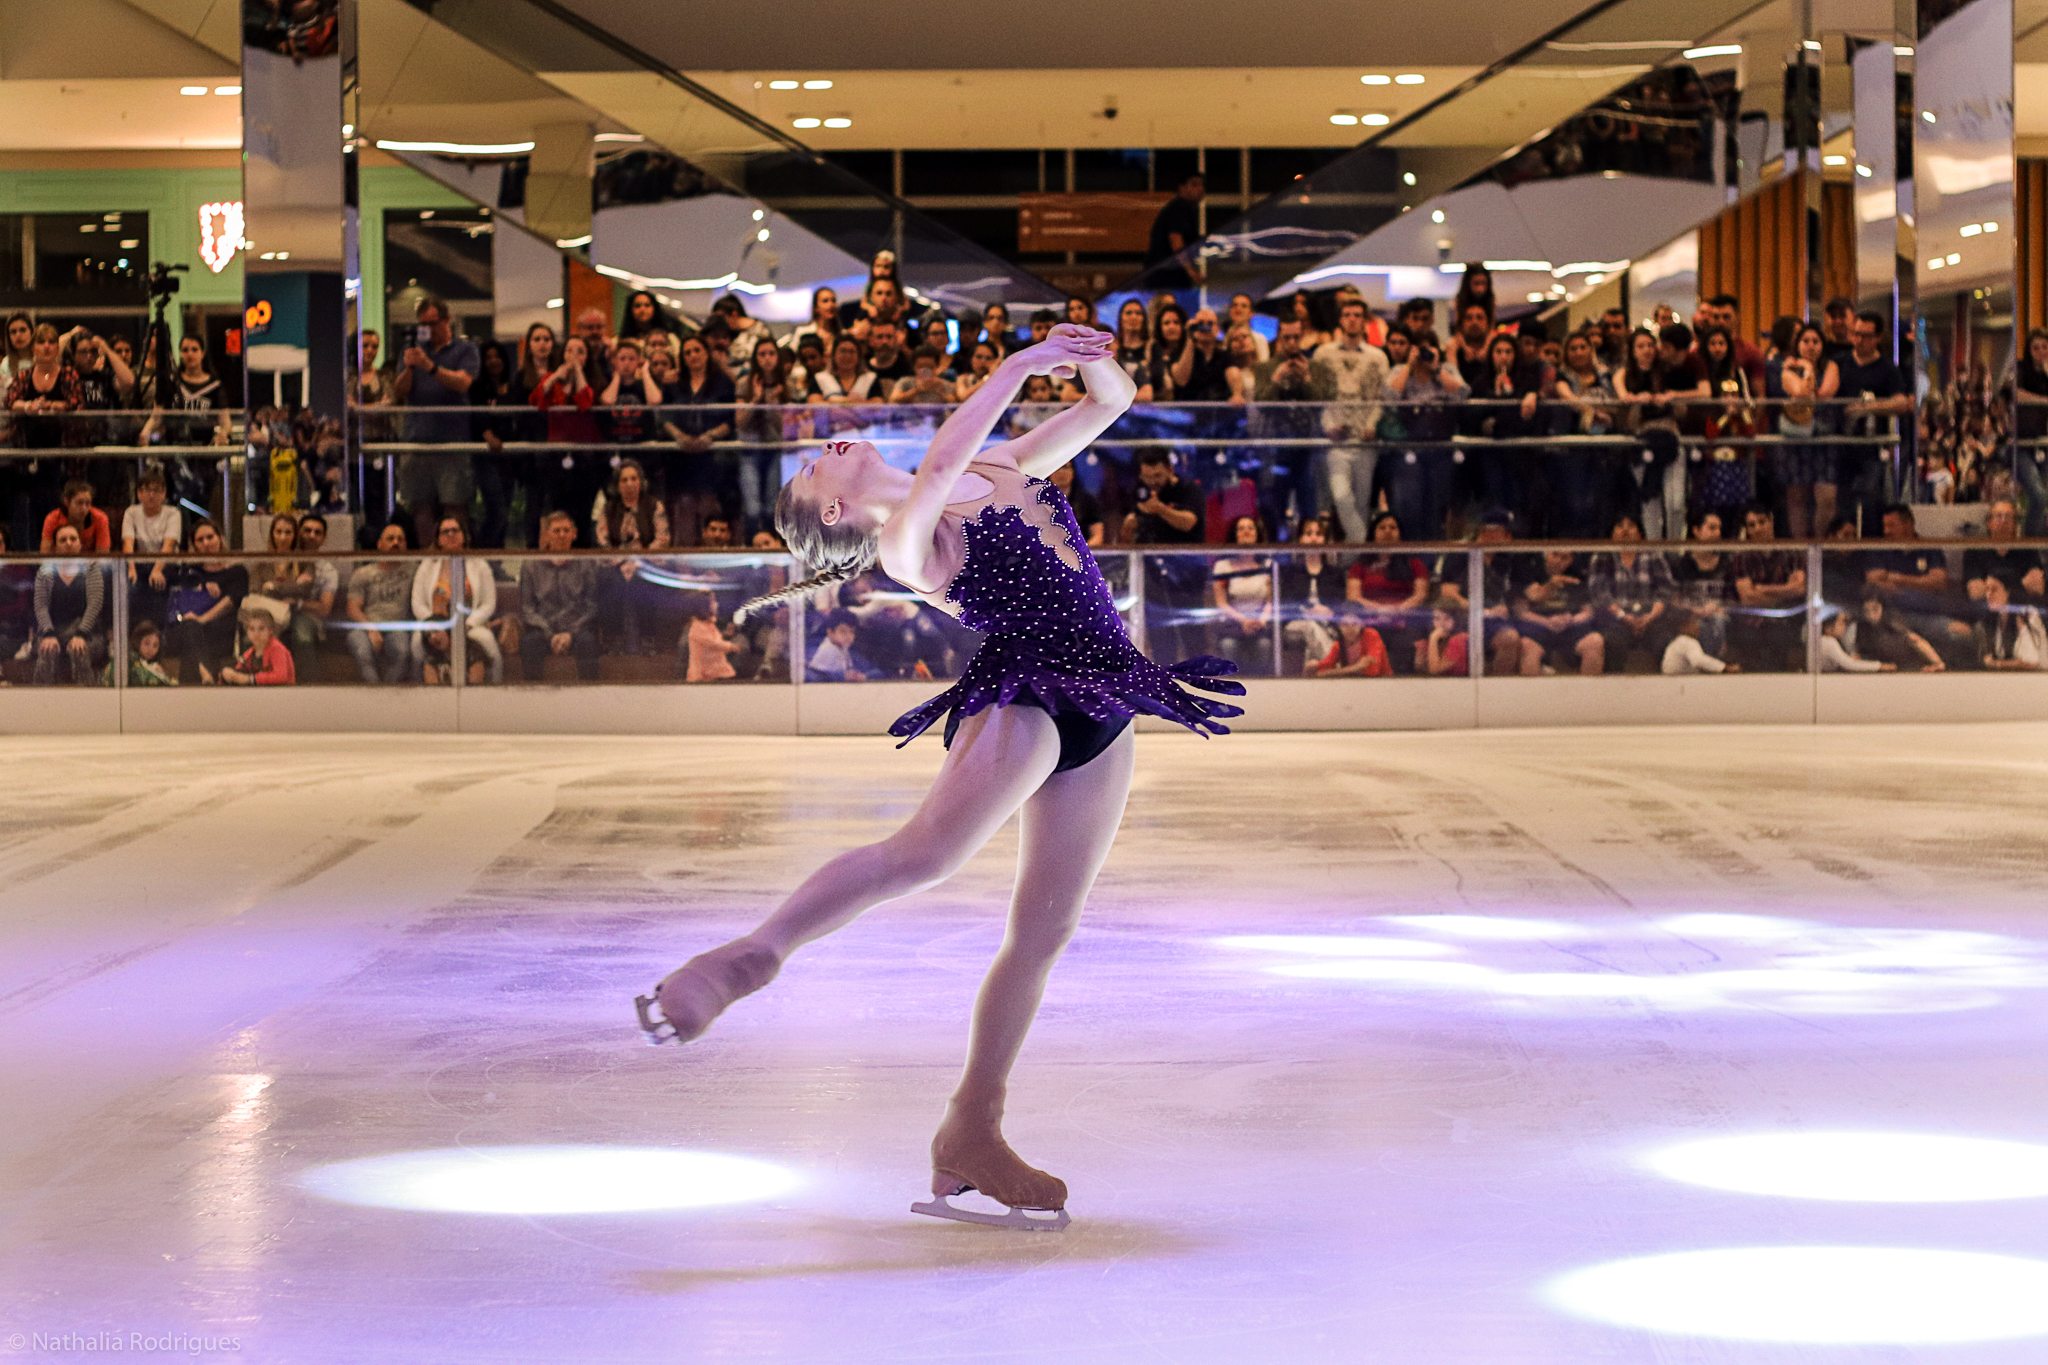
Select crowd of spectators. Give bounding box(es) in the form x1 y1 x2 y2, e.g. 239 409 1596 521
13 238 2048 693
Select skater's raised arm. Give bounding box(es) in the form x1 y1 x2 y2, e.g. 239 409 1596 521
1000 350 1137 479
880 324 1110 585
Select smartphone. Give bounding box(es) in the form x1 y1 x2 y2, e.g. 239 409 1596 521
413 324 435 353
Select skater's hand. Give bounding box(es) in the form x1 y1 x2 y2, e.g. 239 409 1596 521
1017 325 1112 381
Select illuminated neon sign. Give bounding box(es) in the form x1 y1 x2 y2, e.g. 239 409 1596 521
199 201 244 273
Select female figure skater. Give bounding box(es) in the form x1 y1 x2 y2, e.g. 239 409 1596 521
635 323 1242 1228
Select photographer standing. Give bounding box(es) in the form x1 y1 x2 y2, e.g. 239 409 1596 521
390 295 479 550
1249 317 1335 532
1121 448 1206 662
1382 331 1468 540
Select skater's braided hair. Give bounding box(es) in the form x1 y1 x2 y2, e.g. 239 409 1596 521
735 477 879 622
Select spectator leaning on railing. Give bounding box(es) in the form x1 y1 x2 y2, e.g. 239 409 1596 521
391 294 480 552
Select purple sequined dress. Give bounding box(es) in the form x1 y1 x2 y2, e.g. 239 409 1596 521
889 471 1244 747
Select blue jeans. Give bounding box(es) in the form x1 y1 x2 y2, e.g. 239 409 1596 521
345 625 416 684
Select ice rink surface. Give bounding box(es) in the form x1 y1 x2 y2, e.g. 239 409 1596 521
6 724 2048 1363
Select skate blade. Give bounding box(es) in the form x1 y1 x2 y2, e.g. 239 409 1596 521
632 992 677 1045
911 1194 1070 1232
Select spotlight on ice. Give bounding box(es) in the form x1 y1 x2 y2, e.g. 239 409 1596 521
298 1145 800 1215
1647 1132 2048 1202
1546 1246 2048 1343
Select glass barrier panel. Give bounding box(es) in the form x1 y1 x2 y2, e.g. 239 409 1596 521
1483 544 1780 676
800 566 977 685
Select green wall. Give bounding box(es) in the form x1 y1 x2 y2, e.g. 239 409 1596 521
0 162 474 331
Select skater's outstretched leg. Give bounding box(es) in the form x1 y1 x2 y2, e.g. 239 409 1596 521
931 724 1135 1211
641 705 1061 1043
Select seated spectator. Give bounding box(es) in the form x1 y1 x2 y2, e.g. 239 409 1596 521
1589 511 1677 672
280 512 339 683
1468 511 1540 676
166 519 245 685
219 606 294 685
1671 509 1734 660
842 573 960 680
1977 575 2046 671
683 590 742 682
1278 513 1347 668
413 516 501 685
41 479 111 553
1310 600 1392 677
1417 597 1471 676
343 520 417 685
1514 548 1604 675
1730 503 1807 672
1209 514 1273 668
1864 502 1969 662
124 620 175 686
1346 512 1430 674
122 468 181 630
1963 499 2045 607
32 524 105 685
517 511 603 682
1045 463 1103 545
807 608 873 682
1854 590 1944 671
1661 608 1739 674
1819 608 1891 672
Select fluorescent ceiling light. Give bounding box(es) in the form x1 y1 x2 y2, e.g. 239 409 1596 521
792 117 821 129
1961 223 1981 237
1823 155 1847 165
769 80 798 89
1856 164 1873 176
1947 252 1961 264
1683 44 1743 59
375 139 535 155
179 85 206 95
823 117 851 128
1361 74 1391 85
1802 39 1822 50
803 80 833 89
1895 45 1914 55
544 297 564 309
554 234 591 248
1395 73 1425 84
593 263 776 295
1329 114 1358 126
1362 113 1391 126
594 133 644 143
1484 260 1553 271
215 85 241 95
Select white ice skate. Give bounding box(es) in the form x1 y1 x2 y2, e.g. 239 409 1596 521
912 1190 1071 1232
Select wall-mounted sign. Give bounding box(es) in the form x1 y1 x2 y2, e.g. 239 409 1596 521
199 201 244 273
1017 192 1169 255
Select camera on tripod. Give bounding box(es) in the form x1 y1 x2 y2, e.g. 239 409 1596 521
147 260 188 302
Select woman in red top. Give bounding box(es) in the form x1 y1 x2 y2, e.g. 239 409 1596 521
1313 601 1392 677
40 479 111 553
532 333 600 542
1346 511 1431 674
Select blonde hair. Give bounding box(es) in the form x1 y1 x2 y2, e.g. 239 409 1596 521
735 478 878 622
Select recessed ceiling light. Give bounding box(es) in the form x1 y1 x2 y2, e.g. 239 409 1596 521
803 79 833 90
1961 223 1982 237
119 239 139 248
823 117 851 128
1362 113 1391 126
1823 154 1847 165
769 80 798 90
215 85 240 95
1431 209 1446 223
1895 45 1914 55
757 228 770 241
1947 252 1961 264
1329 113 1358 126
1403 172 1416 184
1856 163 1873 176
179 86 206 95
1361 74 1391 85
79 224 97 232
1395 73 1425 85
751 209 765 221
545 297 564 309
792 117 821 129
